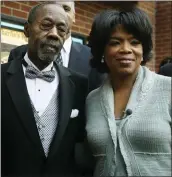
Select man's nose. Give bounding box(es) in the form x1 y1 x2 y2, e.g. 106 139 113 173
48 26 59 39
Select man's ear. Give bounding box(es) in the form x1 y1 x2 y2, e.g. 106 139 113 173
24 22 30 38
73 13 75 23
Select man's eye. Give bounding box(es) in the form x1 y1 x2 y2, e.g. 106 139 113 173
63 5 71 12
58 27 68 36
58 28 66 33
41 23 53 30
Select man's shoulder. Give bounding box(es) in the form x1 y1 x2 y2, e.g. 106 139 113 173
10 44 27 54
72 42 91 53
159 63 172 76
59 65 87 83
66 67 88 96
9 44 28 61
162 63 172 70
1 62 11 72
69 67 88 83
1 62 12 83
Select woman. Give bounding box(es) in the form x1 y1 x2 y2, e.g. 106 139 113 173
86 8 171 176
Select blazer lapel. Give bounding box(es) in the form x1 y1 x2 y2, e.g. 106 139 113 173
48 63 75 158
6 59 45 156
125 66 154 114
68 42 81 70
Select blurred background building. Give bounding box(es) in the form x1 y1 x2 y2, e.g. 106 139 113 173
1 1 172 72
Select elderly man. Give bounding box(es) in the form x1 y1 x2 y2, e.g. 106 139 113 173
2 2 88 177
8 1 105 91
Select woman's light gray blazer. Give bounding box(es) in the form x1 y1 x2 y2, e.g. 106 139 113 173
86 66 171 176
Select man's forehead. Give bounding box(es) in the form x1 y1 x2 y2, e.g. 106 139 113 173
35 4 68 22
57 1 73 6
37 4 66 15
56 1 74 10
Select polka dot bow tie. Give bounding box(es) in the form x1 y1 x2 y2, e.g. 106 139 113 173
25 65 55 82
23 60 55 82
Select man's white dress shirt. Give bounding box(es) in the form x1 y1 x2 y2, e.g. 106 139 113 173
61 36 72 68
23 53 59 117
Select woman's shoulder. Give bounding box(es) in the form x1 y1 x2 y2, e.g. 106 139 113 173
153 72 171 91
86 87 101 102
144 66 171 91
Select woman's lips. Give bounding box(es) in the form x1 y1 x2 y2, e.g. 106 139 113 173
116 58 134 64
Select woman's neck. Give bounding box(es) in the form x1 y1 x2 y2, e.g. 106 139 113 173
110 72 138 91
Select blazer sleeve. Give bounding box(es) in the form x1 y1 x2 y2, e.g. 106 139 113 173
73 74 95 175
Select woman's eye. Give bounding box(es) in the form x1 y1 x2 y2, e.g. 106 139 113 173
109 41 120 46
131 39 141 45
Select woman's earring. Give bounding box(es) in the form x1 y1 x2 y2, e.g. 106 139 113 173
101 55 105 63
141 57 143 61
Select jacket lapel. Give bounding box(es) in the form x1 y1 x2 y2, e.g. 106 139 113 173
48 63 75 158
6 59 45 156
125 66 154 114
68 42 81 70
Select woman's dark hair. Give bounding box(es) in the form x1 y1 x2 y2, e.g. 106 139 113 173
88 8 153 73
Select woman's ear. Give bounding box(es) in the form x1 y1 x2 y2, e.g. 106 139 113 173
24 22 30 38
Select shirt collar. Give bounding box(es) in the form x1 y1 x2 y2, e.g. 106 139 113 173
62 36 72 54
24 53 54 72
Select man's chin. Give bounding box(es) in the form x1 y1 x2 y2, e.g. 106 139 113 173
39 54 57 64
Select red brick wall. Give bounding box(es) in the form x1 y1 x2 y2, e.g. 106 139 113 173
1 1 157 70
1 1 38 19
155 2 172 72
138 1 156 70
1 1 155 36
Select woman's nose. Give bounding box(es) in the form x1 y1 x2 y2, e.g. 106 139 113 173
119 42 132 53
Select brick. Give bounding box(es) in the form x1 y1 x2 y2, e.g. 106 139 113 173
155 2 172 69
84 11 95 19
75 7 85 16
4 2 20 9
72 25 79 32
1 6 11 15
75 14 80 20
13 9 28 19
28 1 39 6
80 3 99 14
75 20 86 28
21 4 31 12
20 2 29 5
79 27 90 35
79 15 87 22
84 17 93 24
85 23 91 29
1 0 171 70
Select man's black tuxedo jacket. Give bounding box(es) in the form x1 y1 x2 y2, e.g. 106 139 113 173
1 58 88 177
159 63 172 77
8 42 105 91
